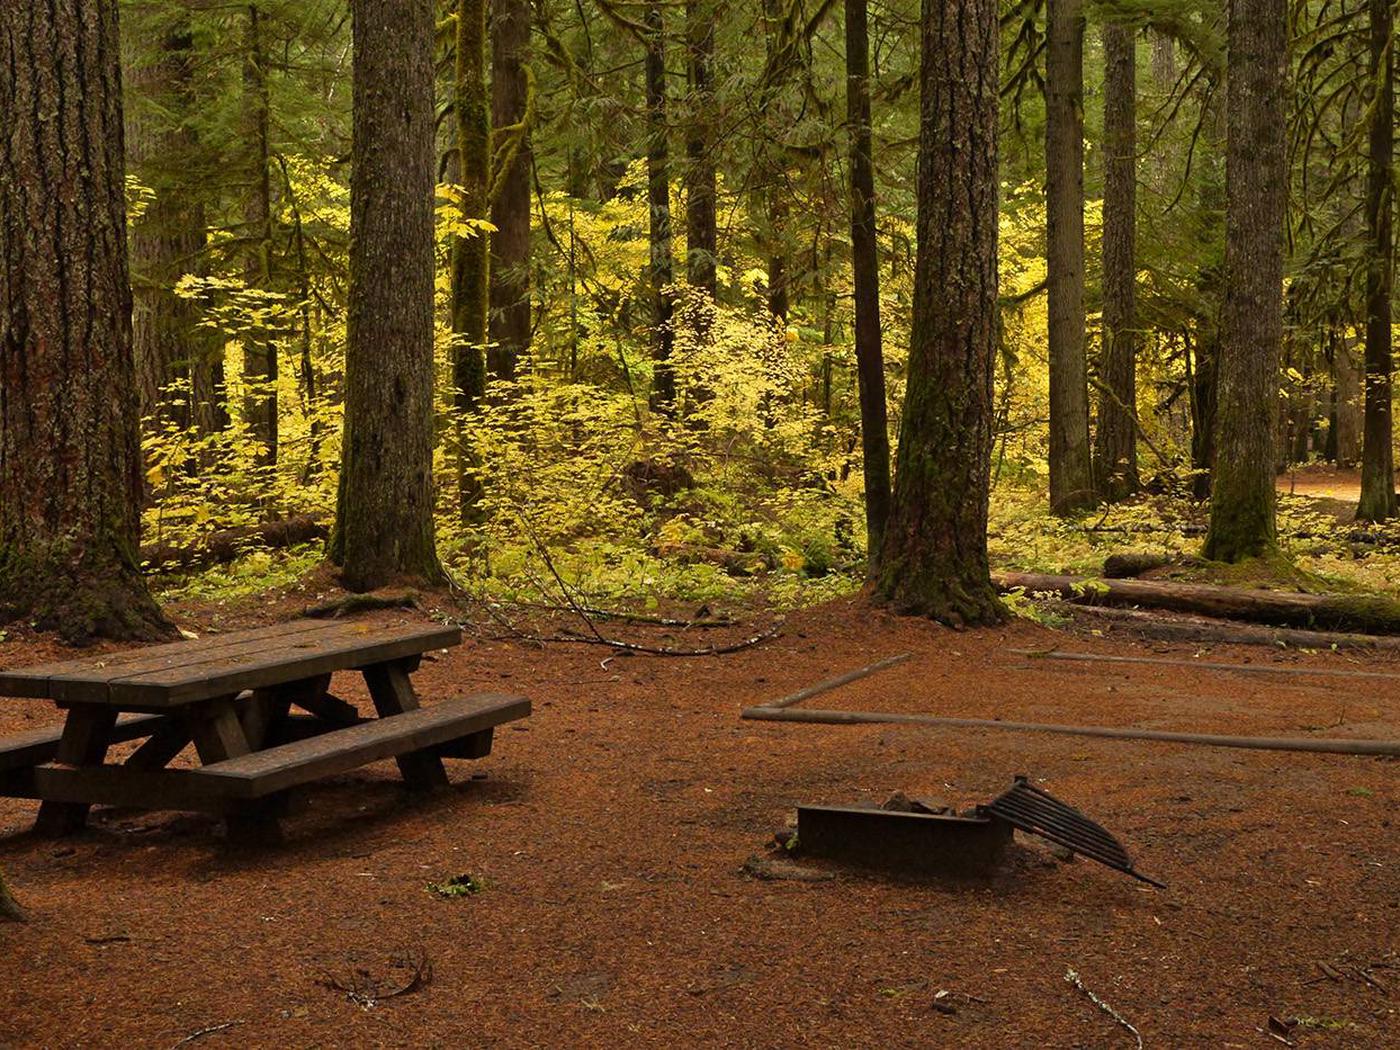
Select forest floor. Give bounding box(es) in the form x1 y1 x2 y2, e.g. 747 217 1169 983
0 584 1397 1049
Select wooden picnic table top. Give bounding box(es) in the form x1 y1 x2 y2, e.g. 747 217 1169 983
0 619 461 709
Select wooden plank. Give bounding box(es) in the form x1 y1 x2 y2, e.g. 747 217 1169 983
6 765 237 813
363 660 450 791
0 713 165 773
33 706 119 835
195 695 530 798
0 620 346 700
105 624 462 708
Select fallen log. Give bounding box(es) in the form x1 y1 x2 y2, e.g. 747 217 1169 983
995 570 1400 635
1010 647 1400 682
142 515 327 572
741 705 1400 758
1064 604 1400 650
1101 552 1176 578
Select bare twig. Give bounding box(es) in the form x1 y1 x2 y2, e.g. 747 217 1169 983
168 1021 244 1049
510 511 783 657
1064 968 1143 1049
317 949 433 1010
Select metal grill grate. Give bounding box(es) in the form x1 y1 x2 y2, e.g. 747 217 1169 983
984 776 1165 888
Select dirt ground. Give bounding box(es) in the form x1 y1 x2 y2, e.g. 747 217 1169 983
0 592 1396 1048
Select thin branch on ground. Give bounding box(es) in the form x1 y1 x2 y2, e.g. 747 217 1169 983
1064 968 1144 1049
168 1021 244 1049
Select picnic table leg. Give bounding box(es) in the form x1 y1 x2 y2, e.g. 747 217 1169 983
187 698 282 846
362 660 450 792
34 705 118 836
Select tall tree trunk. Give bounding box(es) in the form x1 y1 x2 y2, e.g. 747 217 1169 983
645 1 676 412
873 0 1003 627
845 0 891 567
242 3 277 467
1357 0 1396 521
1045 0 1093 513
1204 0 1286 561
760 0 789 323
452 0 489 515
0 0 172 644
332 0 443 590
488 0 532 382
684 0 717 299
1190 91 1227 500
1094 19 1139 502
124 4 215 434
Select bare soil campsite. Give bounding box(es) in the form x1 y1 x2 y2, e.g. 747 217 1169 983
2 593 1395 1048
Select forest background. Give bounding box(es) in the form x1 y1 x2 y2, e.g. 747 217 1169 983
119 0 1400 615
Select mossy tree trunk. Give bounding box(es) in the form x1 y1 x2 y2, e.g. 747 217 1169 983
1204 0 1286 562
488 0 532 383
845 0 891 568
332 0 443 591
873 0 1004 627
1045 0 1094 514
1357 0 1396 522
645 1 676 413
1094 18 1139 503
0 0 174 646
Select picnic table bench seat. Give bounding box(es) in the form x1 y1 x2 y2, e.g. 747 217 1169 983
193 692 529 798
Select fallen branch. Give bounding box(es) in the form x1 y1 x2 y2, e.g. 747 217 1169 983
168 1021 244 1049
514 511 782 656
997 571 1400 635
1062 604 1400 650
763 653 914 710
740 705 1400 757
1010 647 1400 682
143 515 326 572
1064 967 1143 1050
317 949 433 1010
551 619 784 657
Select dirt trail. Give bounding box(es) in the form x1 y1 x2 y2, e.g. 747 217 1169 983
1 597 1396 1048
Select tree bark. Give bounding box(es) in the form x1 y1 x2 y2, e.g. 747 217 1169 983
242 3 277 467
124 3 216 433
1045 0 1093 514
1094 19 1138 502
845 0 891 567
1357 0 1396 521
488 0 532 382
0 0 172 644
873 0 1003 627
1204 0 1286 561
645 1 676 413
684 0 717 299
332 0 443 590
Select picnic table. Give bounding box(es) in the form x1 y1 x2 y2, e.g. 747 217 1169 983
0 619 529 843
